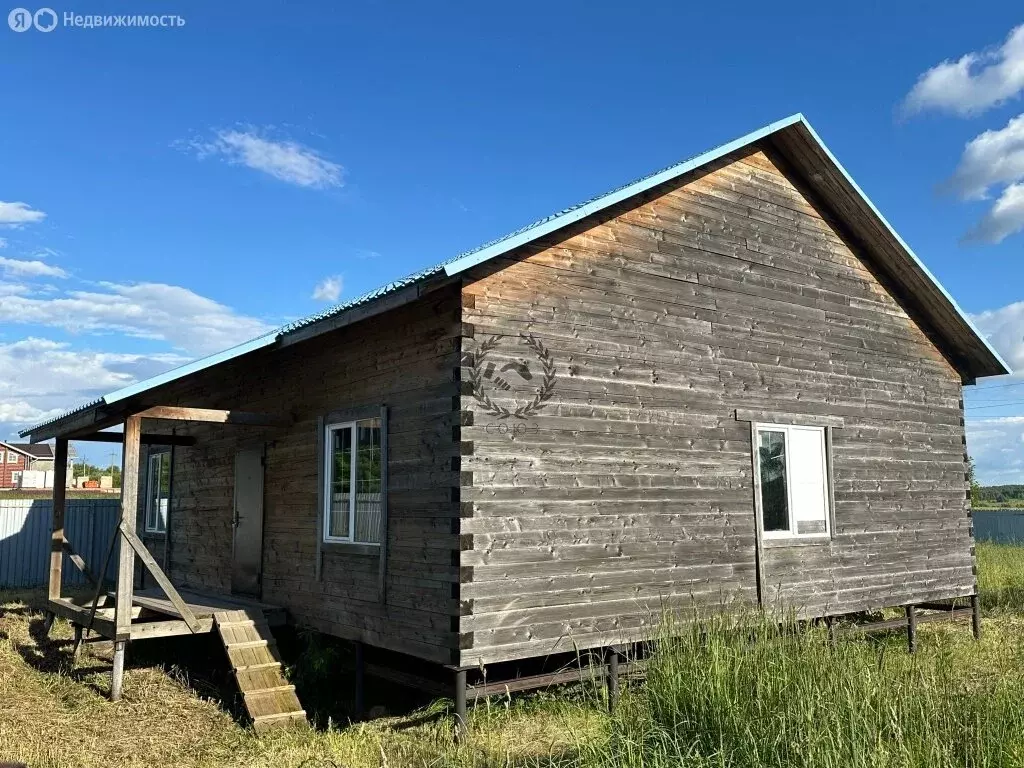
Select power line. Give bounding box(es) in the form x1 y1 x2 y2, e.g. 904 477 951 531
970 380 1024 392
965 401 1024 410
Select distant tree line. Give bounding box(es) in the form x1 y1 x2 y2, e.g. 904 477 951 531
974 485 1024 505
967 457 1024 508
71 462 122 487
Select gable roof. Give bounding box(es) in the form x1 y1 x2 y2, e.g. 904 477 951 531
21 113 1010 441
0 441 76 459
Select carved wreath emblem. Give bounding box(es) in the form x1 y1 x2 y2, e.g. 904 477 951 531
466 334 557 420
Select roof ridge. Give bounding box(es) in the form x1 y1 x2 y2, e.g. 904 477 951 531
20 112 1009 438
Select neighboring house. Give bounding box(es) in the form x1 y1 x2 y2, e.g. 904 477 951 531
0 441 76 489
21 115 1010 713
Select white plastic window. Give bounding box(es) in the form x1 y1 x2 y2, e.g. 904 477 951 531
756 424 830 538
323 418 382 544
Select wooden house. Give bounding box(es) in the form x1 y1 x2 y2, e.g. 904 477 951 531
21 114 1009 729
0 441 75 489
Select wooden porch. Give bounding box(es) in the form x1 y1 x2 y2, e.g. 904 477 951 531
48 586 286 642
39 405 306 730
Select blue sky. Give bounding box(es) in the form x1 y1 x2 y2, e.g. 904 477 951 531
2 1 1023 482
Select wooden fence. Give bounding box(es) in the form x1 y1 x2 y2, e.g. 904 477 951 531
0 498 120 588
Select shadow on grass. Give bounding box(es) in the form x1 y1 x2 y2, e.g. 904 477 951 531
15 615 77 672
2 599 450 734
388 709 446 732
0 604 34 619
0 613 118 697
128 631 248 723
273 627 442 730
125 626 444 732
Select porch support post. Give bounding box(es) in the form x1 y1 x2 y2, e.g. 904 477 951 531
453 668 467 739
71 623 83 663
354 641 365 720
111 640 126 700
48 438 69 605
111 414 141 701
905 605 917 654
971 594 982 640
607 647 620 712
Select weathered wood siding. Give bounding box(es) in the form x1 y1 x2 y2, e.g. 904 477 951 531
457 146 973 666
156 287 462 664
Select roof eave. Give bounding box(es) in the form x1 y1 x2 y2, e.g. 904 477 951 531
442 114 808 278
19 274 452 440
773 120 1010 380
21 112 1008 438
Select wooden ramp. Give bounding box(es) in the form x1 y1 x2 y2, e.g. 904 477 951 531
213 609 306 732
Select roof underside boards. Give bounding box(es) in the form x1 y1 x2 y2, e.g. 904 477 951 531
21 114 1010 442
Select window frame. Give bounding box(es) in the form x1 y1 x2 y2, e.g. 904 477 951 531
144 448 171 535
753 422 832 541
322 417 383 547
6 451 18 464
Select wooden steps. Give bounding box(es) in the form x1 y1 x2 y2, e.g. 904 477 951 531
213 610 306 732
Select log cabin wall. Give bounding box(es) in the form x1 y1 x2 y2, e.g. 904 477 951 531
144 286 463 664
457 144 973 667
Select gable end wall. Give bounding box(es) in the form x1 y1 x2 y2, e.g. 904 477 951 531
457 146 973 667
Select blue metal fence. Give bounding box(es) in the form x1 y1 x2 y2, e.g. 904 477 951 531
973 510 1024 544
0 498 121 588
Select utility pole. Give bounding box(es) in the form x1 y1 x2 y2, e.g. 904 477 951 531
67 442 76 487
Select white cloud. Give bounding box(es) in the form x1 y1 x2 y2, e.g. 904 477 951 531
942 114 1024 243
0 201 46 228
0 238 8 248
0 337 189 439
972 301 1024 375
0 400 63 428
964 183 1024 244
904 24 1024 117
967 416 1024 484
0 256 67 279
966 302 1024 482
946 115 1024 200
311 275 342 302
186 128 343 189
0 281 272 356
0 282 30 296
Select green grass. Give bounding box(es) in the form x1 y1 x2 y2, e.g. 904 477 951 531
4 546 1024 766
579 615 1024 768
570 543 1024 768
977 541 1024 612
0 489 118 500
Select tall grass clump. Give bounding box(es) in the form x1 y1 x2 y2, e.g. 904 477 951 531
977 541 1024 612
578 611 1024 768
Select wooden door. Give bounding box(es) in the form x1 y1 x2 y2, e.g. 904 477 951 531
231 447 265 597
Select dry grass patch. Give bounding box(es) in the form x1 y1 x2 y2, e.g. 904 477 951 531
0 593 601 768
